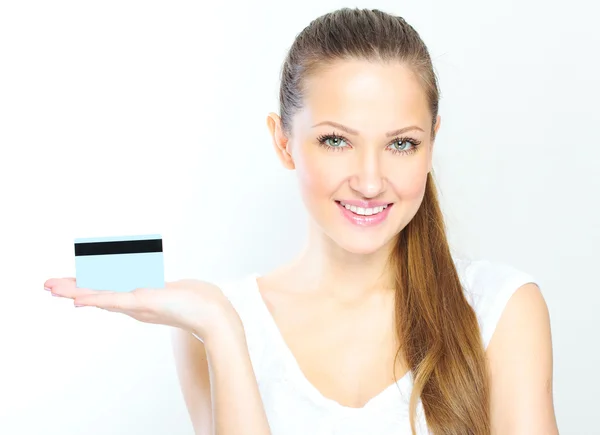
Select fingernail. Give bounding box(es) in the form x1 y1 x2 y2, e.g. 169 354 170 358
44 287 51 291
51 293 61 297
74 304 85 307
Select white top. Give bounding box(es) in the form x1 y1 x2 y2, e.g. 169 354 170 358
210 257 539 435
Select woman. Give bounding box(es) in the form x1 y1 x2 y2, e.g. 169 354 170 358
44 8 559 435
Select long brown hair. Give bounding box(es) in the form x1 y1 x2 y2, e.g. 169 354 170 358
277 8 490 434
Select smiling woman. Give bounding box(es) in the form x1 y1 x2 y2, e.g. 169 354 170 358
44 6 558 435
255 7 555 434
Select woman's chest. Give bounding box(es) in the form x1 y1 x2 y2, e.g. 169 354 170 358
264 289 408 409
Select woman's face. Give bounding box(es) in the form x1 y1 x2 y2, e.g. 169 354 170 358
268 59 441 255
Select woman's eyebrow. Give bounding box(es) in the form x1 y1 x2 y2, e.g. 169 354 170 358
311 120 424 137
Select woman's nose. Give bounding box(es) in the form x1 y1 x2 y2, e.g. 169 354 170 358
348 151 387 198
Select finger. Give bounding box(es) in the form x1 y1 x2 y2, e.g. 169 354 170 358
46 278 107 299
74 291 136 312
44 277 74 290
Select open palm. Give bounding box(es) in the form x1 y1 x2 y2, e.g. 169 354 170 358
43 277 238 340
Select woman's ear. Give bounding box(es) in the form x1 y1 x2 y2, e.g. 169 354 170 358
267 112 295 170
433 114 441 138
428 114 442 172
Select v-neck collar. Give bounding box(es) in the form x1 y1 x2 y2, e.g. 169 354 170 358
247 273 413 413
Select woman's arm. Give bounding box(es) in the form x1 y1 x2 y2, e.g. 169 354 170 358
44 277 271 434
171 328 213 434
172 308 271 435
486 283 559 434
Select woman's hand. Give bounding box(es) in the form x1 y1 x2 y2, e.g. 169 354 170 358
43 278 241 343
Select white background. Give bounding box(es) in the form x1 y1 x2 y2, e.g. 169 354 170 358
1 0 598 433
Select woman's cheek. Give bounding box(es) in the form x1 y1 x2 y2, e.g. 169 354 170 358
295 158 343 224
296 150 340 194
388 159 429 198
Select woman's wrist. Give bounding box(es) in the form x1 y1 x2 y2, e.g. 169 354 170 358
196 301 246 350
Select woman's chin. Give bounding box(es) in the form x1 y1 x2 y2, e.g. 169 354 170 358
333 237 391 256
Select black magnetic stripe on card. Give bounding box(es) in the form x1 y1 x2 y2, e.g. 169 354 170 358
74 239 163 256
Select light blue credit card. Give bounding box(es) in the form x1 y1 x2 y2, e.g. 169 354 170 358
74 234 165 292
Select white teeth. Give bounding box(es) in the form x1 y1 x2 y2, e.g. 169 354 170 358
339 202 388 216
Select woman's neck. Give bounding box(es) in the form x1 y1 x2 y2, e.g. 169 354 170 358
287 230 397 303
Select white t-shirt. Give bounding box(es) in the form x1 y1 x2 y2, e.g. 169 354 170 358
209 257 539 435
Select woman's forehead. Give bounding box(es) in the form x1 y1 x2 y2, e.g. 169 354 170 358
303 60 429 122
296 60 431 135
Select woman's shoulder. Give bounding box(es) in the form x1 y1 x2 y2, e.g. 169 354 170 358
453 256 539 300
452 255 541 349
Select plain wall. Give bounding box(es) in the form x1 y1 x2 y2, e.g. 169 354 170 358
1 0 598 433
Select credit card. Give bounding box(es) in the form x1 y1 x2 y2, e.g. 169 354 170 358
74 234 165 292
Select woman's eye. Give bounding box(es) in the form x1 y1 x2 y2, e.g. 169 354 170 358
392 140 411 151
325 137 347 147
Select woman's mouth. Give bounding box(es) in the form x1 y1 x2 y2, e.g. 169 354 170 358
335 200 394 227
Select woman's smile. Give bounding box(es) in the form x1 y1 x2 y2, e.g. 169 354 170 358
334 200 394 227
